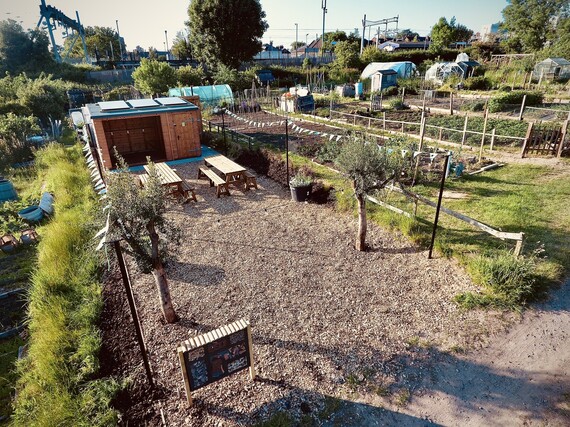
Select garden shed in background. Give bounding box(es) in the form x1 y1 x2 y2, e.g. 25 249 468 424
82 97 202 169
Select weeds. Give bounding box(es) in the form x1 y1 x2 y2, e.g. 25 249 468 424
395 389 411 407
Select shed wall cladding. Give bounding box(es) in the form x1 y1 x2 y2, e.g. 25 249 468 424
86 98 202 169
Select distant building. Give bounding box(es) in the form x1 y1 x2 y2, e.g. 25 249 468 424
255 42 291 59
480 23 501 42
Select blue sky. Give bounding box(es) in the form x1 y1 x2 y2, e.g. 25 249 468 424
1 0 506 51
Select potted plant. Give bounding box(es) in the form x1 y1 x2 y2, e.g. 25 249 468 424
289 173 313 202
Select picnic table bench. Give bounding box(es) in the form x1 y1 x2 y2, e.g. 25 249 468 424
198 166 230 197
140 162 197 203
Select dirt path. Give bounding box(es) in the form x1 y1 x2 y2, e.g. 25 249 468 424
329 280 570 426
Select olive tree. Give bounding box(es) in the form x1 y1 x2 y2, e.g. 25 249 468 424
106 155 180 323
336 139 404 251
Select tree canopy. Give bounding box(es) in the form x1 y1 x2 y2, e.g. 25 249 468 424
132 59 177 97
430 17 473 51
332 40 361 69
171 31 192 60
0 20 53 74
187 0 268 68
501 0 570 53
63 26 124 60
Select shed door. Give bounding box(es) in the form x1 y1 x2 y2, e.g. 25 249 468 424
103 116 165 166
171 113 201 158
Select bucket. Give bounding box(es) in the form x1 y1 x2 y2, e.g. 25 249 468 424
0 180 17 202
18 206 44 222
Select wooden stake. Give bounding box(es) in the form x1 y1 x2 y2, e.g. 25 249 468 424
449 92 454 115
518 94 527 121
478 109 489 162
557 120 568 158
383 112 386 130
246 324 256 381
489 128 496 151
178 347 193 406
514 233 525 257
461 114 468 147
521 122 534 158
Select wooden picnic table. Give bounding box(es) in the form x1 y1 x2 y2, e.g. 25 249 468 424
204 155 247 189
139 162 197 203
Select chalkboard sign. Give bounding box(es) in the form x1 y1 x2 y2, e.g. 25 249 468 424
177 319 255 405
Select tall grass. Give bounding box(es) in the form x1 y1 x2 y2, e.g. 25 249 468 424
12 143 119 426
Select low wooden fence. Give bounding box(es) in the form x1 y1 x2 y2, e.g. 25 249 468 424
329 109 526 153
206 120 258 149
521 120 569 158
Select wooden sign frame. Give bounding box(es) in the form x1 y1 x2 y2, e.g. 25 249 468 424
177 319 255 406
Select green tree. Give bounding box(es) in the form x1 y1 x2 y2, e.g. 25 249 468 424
396 29 420 41
106 156 180 323
16 74 68 123
336 139 404 251
176 65 206 86
0 20 54 74
63 26 124 60
430 17 473 51
187 0 268 68
132 59 177 97
332 40 361 69
501 0 570 53
171 31 192 60
360 45 389 64
322 30 348 52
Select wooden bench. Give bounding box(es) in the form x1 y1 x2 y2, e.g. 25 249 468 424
244 171 258 190
179 181 197 203
198 166 230 197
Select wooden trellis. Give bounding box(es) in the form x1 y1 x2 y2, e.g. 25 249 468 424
521 120 569 158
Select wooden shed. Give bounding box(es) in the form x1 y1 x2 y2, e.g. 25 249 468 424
371 69 398 92
82 97 202 169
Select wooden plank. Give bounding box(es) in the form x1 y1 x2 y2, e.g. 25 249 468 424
246 324 255 381
367 196 413 218
178 348 193 406
390 185 524 241
557 120 568 158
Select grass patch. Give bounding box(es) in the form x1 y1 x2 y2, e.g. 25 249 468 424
11 144 119 426
394 388 411 407
0 335 23 422
254 411 294 427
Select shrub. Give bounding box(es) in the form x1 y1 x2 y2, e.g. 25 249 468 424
463 76 493 91
389 99 408 110
382 86 399 96
460 100 486 112
488 90 543 113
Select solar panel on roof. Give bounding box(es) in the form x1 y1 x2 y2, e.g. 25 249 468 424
155 97 187 106
128 99 159 108
98 100 130 111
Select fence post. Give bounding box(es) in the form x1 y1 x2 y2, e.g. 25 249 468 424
438 127 443 142
330 97 333 119
383 112 386 130
514 233 525 257
209 121 211 132
449 92 454 115
489 128 496 151
401 122 405 134
479 108 489 162
353 114 356 126
557 120 568 158
461 114 468 147
401 87 406 104
518 94 527 121
521 122 534 158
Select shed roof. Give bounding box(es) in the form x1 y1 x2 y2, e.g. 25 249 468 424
540 57 570 66
86 97 198 119
375 69 398 75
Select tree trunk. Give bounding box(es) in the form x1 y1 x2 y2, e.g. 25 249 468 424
147 220 177 323
356 193 367 251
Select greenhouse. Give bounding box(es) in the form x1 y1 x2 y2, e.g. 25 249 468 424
532 58 570 81
168 85 234 108
360 61 417 80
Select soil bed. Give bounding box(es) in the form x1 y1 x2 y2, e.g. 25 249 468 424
100 161 512 426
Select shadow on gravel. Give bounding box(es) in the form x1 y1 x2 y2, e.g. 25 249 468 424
166 260 226 286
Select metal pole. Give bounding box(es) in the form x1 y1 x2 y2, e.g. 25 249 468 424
165 30 169 60
285 117 289 184
222 110 227 155
295 23 298 58
116 20 123 60
113 241 154 386
321 0 327 58
428 153 450 259
109 41 114 61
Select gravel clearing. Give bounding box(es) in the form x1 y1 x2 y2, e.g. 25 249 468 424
106 161 515 426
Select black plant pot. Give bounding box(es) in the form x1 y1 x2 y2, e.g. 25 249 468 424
290 184 312 202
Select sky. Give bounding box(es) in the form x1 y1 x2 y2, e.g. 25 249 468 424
0 0 507 52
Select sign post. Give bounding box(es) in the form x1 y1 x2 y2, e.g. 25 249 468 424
178 319 255 406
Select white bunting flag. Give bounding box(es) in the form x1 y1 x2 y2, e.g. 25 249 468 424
330 135 334 141
336 135 342 141
94 213 110 238
401 150 409 158
429 153 438 162
413 151 422 158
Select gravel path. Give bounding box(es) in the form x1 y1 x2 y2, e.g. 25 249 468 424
117 161 514 426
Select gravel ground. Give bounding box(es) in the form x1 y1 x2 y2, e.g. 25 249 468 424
106 160 515 426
